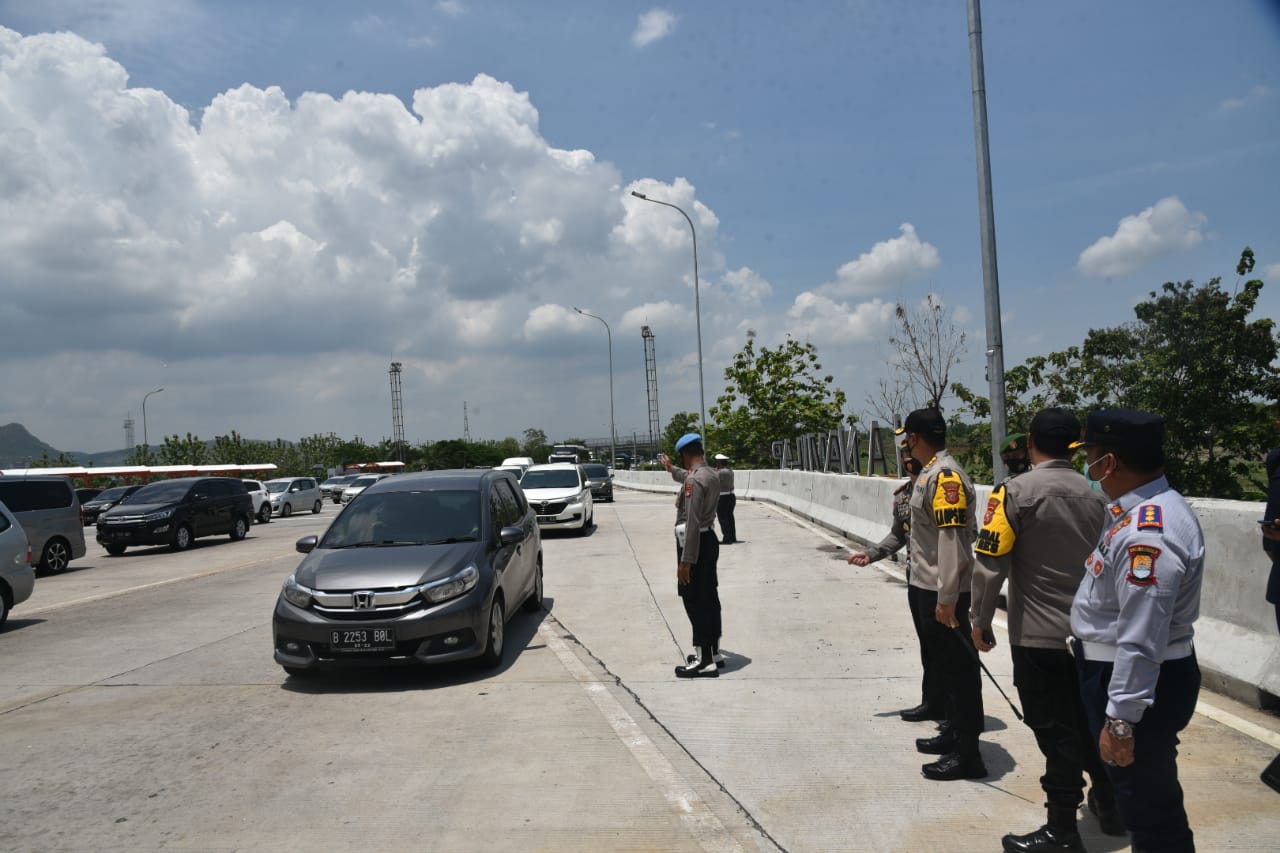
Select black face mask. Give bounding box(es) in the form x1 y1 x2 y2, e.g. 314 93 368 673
1003 455 1031 475
902 456 922 476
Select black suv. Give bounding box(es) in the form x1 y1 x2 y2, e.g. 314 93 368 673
96 477 253 555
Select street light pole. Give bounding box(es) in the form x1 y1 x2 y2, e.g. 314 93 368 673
629 191 707 438
142 387 164 448
574 308 615 471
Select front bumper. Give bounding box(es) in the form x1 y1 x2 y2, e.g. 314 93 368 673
272 586 490 669
534 504 587 529
96 521 175 547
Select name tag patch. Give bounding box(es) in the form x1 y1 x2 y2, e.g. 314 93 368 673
1126 544 1161 586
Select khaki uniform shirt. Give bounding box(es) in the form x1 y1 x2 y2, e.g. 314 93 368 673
670 466 689 526
907 449 977 604
680 462 721 565
971 459 1108 649
869 480 912 562
716 466 735 493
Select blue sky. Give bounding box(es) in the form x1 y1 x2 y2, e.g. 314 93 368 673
0 1 1277 453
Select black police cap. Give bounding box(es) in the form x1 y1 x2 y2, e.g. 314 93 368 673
1030 408 1081 443
1069 409 1164 451
901 407 947 442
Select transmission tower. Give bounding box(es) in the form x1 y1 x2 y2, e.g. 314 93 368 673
389 362 405 461
462 400 471 443
641 325 660 445
123 413 135 449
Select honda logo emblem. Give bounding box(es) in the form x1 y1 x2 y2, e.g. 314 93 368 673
353 591 374 610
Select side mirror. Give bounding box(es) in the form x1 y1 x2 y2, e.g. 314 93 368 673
499 526 525 547
296 535 319 554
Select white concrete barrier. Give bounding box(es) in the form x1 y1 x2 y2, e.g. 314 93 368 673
617 469 1280 707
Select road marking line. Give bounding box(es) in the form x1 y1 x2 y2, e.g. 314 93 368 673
22 555 282 617
766 502 1280 751
538 622 746 853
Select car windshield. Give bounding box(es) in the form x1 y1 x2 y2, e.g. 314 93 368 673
349 476 379 488
128 480 192 503
96 486 129 502
521 470 580 489
582 465 608 478
266 481 291 493
321 490 481 548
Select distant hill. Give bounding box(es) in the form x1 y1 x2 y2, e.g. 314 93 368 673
0 423 132 469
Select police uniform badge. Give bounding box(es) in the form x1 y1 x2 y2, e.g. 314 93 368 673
975 484 1015 556
932 469 968 528
1108 504 1125 518
684 481 694 499
1136 505 1164 531
1126 544 1161 586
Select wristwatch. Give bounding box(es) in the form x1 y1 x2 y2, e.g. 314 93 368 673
1106 717 1134 739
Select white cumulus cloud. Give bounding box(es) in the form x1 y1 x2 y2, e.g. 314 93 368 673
820 223 940 297
632 9 677 48
785 293 897 345
1077 196 1207 278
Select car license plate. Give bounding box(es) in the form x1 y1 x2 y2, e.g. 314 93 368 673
330 628 396 652
537 515 556 523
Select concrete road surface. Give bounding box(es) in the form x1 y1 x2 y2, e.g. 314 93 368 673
1 493 1276 852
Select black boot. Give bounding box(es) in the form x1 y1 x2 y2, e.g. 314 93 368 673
900 702 946 722
676 645 719 678
916 731 958 755
1001 805 1085 852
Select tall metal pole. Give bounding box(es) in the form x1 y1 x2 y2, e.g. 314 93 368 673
142 387 164 448
629 191 707 437
967 0 1008 484
575 308 616 470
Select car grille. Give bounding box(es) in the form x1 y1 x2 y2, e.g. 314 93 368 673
311 586 424 619
533 501 568 515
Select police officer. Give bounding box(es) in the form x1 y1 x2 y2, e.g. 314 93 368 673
971 409 1123 851
1070 409 1204 853
1000 431 1031 482
713 453 737 544
848 439 944 722
668 433 723 678
901 407 986 780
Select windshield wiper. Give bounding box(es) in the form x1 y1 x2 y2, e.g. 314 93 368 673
421 536 477 545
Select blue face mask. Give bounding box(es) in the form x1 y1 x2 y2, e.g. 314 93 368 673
1082 454 1111 492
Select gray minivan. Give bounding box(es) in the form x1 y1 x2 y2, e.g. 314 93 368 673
0 502 35 629
0 476 87 574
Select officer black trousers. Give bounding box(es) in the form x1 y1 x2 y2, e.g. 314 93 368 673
1011 645 1114 810
678 531 721 648
912 588 982 756
1076 648 1200 853
716 493 737 544
906 584 945 713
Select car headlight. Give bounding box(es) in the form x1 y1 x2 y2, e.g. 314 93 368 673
142 509 174 523
420 565 479 604
282 575 314 608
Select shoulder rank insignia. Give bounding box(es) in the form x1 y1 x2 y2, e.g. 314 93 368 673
975 485 1015 557
1136 504 1163 531
684 481 694 498
1126 544 1161 586
932 469 968 528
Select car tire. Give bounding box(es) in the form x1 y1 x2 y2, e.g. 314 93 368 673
477 596 505 668
105 544 127 556
312 500 322 514
522 560 544 613
282 666 317 678
230 515 249 541
171 524 193 552
258 503 271 524
0 587 11 631
39 538 71 574
281 503 293 518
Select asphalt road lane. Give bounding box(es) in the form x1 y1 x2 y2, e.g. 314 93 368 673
2 492 1277 852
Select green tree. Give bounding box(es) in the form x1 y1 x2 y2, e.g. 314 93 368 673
661 412 701 458
706 338 850 467
157 433 209 466
522 428 551 463
955 249 1279 497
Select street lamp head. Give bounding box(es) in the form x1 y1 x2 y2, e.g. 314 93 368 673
154 387 164 393
630 191 647 200
572 307 583 314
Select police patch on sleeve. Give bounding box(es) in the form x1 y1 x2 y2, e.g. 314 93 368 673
975 485 1015 556
1126 544 1161 586
1136 504 1164 531
932 468 968 528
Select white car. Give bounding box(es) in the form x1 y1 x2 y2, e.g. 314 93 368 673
340 473 391 504
519 463 594 535
500 456 535 477
0 502 34 630
265 477 323 517
242 479 272 523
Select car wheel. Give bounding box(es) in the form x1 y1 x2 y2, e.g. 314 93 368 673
0 588 10 631
522 560 544 613
477 596 505 668
282 666 317 678
230 515 248 541
281 503 293 518
258 503 271 523
105 544 127 556
39 538 71 574
171 524 193 552
312 500 322 514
